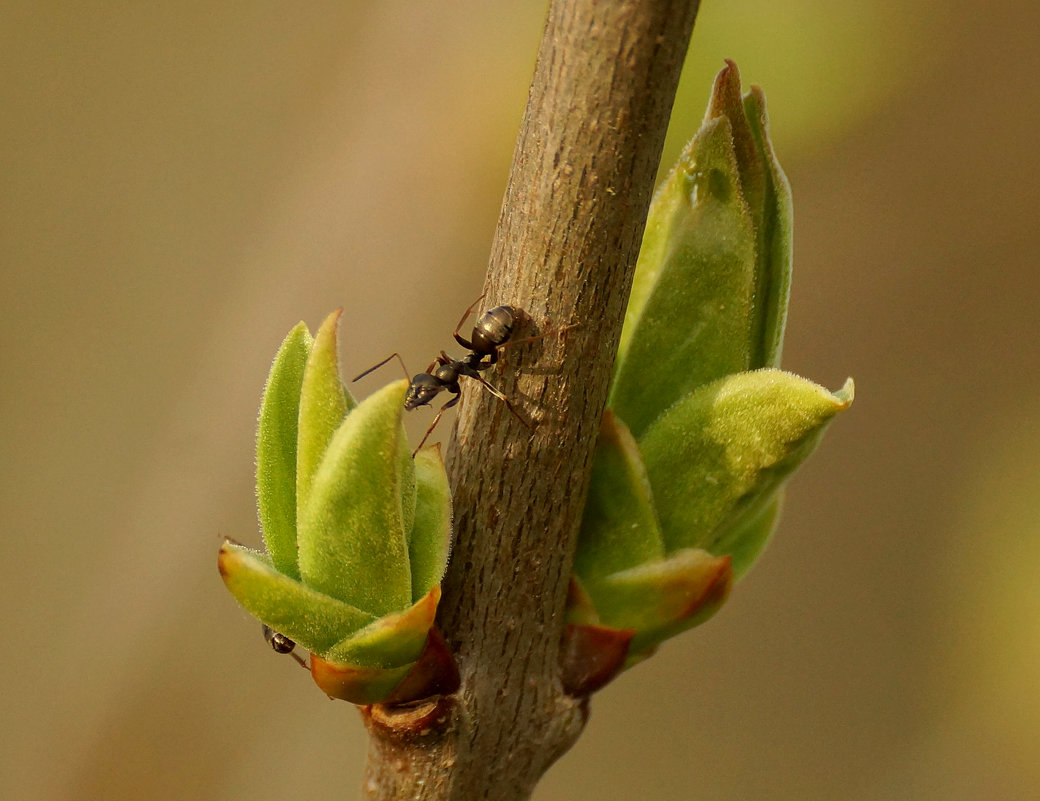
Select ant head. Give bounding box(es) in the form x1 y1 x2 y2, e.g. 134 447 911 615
262 624 297 654
406 373 442 409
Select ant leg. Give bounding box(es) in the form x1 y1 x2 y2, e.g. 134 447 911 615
474 375 534 429
452 292 488 350
289 651 310 670
353 352 410 383
414 392 461 454
498 321 581 351
422 352 451 375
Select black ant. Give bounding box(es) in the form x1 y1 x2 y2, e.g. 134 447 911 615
354 296 565 452
262 624 308 670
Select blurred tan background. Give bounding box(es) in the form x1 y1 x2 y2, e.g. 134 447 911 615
2 1 1038 799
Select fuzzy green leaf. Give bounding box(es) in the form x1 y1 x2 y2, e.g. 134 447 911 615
703 61 793 368
396 415 417 556
296 309 357 523
217 541 374 652
718 491 783 579
586 549 732 656
323 586 439 668
408 444 452 602
743 85 793 368
640 369 854 557
575 410 665 583
704 61 768 248
256 322 312 579
297 379 414 616
609 114 756 437
610 62 795 437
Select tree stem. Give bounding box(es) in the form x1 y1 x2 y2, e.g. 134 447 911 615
363 1 700 797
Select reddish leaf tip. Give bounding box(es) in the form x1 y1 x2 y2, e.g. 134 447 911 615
560 623 636 697
216 540 238 579
682 554 733 620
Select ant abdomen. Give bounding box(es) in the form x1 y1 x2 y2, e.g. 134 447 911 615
469 305 517 355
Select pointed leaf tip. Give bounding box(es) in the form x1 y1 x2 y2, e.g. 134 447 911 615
836 377 855 406
296 309 357 524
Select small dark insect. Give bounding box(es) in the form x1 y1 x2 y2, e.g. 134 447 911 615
354 296 563 452
262 624 308 669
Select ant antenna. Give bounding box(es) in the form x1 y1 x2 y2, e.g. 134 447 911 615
352 352 411 383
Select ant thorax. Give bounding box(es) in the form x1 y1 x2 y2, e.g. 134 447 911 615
433 362 460 384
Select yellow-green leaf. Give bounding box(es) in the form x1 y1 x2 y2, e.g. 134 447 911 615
256 321 311 579
408 444 452 603
217 541 374 652
323 586 439 668
640 369 853 557
609 114 756 437
297 380 414 616
575 410 665 583
587 548 732 656
296 309 357 523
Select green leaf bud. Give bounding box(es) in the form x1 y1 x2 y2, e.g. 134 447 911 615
567 64 851 687
220 314 455 705
609 60 793 437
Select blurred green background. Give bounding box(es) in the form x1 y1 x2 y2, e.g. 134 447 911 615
2 1 1038 799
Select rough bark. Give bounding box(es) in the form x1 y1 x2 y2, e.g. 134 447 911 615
362 0 700 798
